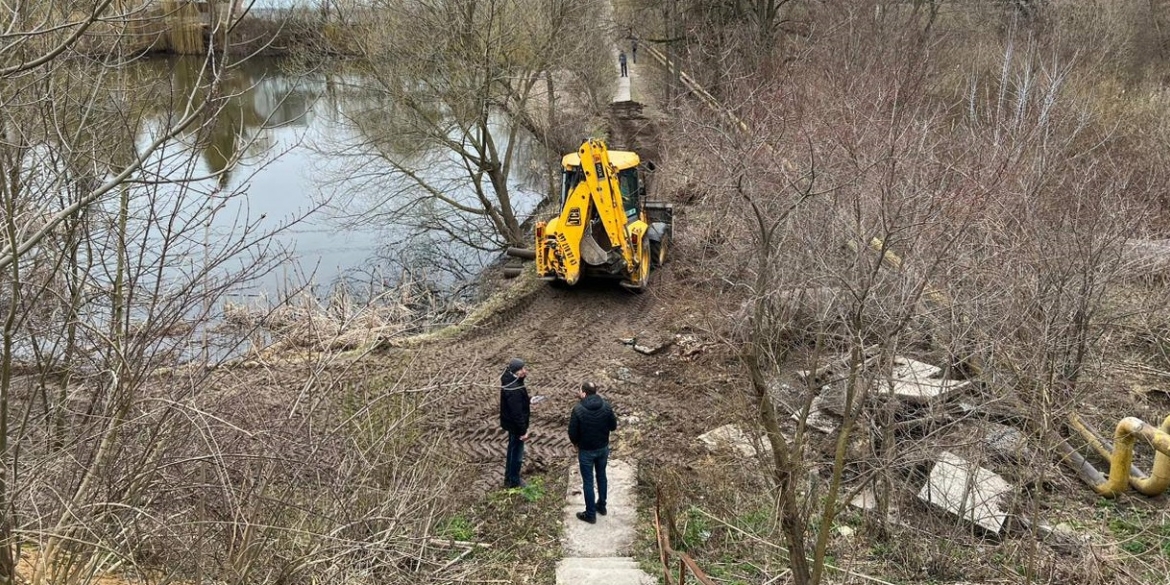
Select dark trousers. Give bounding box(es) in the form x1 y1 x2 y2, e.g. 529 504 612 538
505 431 525 487
620 62 628 77
578 446 609 517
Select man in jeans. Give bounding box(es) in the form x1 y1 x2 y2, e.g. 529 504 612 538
568 381 617 523
499 358 531 488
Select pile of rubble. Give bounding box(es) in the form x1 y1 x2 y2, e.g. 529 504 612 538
697 354 1068 539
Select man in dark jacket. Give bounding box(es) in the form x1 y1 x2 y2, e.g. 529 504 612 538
567 381 617 523
499 358 531 488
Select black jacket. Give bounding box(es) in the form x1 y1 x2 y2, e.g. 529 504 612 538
499 370 530 435
568 394 617 451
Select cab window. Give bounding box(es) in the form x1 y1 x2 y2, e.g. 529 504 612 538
617 168 640 217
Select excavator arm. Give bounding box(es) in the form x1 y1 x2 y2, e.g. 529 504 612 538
576 139 639 270
535 138 656 289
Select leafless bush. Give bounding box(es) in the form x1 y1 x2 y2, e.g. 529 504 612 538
7 360 465 584
657 1 1170 583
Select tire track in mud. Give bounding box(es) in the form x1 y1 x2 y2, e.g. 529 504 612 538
415 277 677 491
393 95 702 489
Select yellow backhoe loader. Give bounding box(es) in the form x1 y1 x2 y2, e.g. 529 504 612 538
529 138 672 292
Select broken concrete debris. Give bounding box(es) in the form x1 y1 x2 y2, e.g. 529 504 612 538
917 451 1013 533
892 356 942 380
800 354 971 405
849 488 879 511
980 422 1034 463
797 395 841 434
618 332 671 355
698 424 773 459
634 336 671 355
875 357 970 403
674 333 708 360
785 354 976 435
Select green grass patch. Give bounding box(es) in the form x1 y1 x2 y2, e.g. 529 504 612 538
680 506 712 551
438 514 476 541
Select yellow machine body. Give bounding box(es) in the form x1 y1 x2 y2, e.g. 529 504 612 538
534 139 670 291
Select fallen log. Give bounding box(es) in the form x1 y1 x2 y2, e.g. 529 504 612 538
505 247 535 260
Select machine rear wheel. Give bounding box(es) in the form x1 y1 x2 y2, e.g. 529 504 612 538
650 233 669 267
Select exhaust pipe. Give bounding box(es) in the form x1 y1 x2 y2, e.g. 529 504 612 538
506 247 536 260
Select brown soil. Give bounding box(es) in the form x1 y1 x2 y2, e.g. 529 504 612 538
363 103 730 495
395 265 730 494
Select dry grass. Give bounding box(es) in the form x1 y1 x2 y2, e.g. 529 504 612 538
637 1 1170 583
222 271 486 361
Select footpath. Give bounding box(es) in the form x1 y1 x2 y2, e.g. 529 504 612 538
554 459 655 585
552 17 654 584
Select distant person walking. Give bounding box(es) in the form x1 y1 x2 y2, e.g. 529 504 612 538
618 51 628 77
631 36 638 63
568 381 617 523
500 358 531 489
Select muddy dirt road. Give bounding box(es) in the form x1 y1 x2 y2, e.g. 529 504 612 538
396 265 733 493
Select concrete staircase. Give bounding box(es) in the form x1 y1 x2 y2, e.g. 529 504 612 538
556 557 655 585
555 458 656 585
554 14 655 583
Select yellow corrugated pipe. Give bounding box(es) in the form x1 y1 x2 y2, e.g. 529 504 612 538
1064 414 1170 497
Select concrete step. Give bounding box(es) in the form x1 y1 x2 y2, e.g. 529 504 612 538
556 556 642 571
555 556 657 585
557 458 655 584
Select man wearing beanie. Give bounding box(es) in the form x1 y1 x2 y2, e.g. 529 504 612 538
499 358 531 488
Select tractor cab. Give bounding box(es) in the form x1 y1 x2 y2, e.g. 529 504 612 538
561 150 644 218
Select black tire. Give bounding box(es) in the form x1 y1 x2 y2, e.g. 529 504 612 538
650 233 669 267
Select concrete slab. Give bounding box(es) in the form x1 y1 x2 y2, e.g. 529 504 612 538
891 356 943 381
697 424 772 458
849 488 879 511
556 557 656 585
792 396 840 434
874 356 971 403
876 376 970 403
561 458 639 558
917 451 1013 533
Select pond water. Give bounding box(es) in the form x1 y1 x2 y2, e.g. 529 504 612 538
63 56 550 363
144 57 544 304
6 55 550 367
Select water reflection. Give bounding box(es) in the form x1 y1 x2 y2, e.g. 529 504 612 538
150 58 382 301
155 57 542 302
3 56 546 366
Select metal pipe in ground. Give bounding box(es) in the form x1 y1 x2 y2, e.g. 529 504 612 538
1066 414 1170 497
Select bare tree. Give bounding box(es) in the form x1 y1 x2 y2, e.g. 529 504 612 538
0 5 382 584
661 1 1170 583
321 0 613 252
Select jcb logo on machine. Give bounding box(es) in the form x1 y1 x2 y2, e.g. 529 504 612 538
566 208 582 226
556 233 578 266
